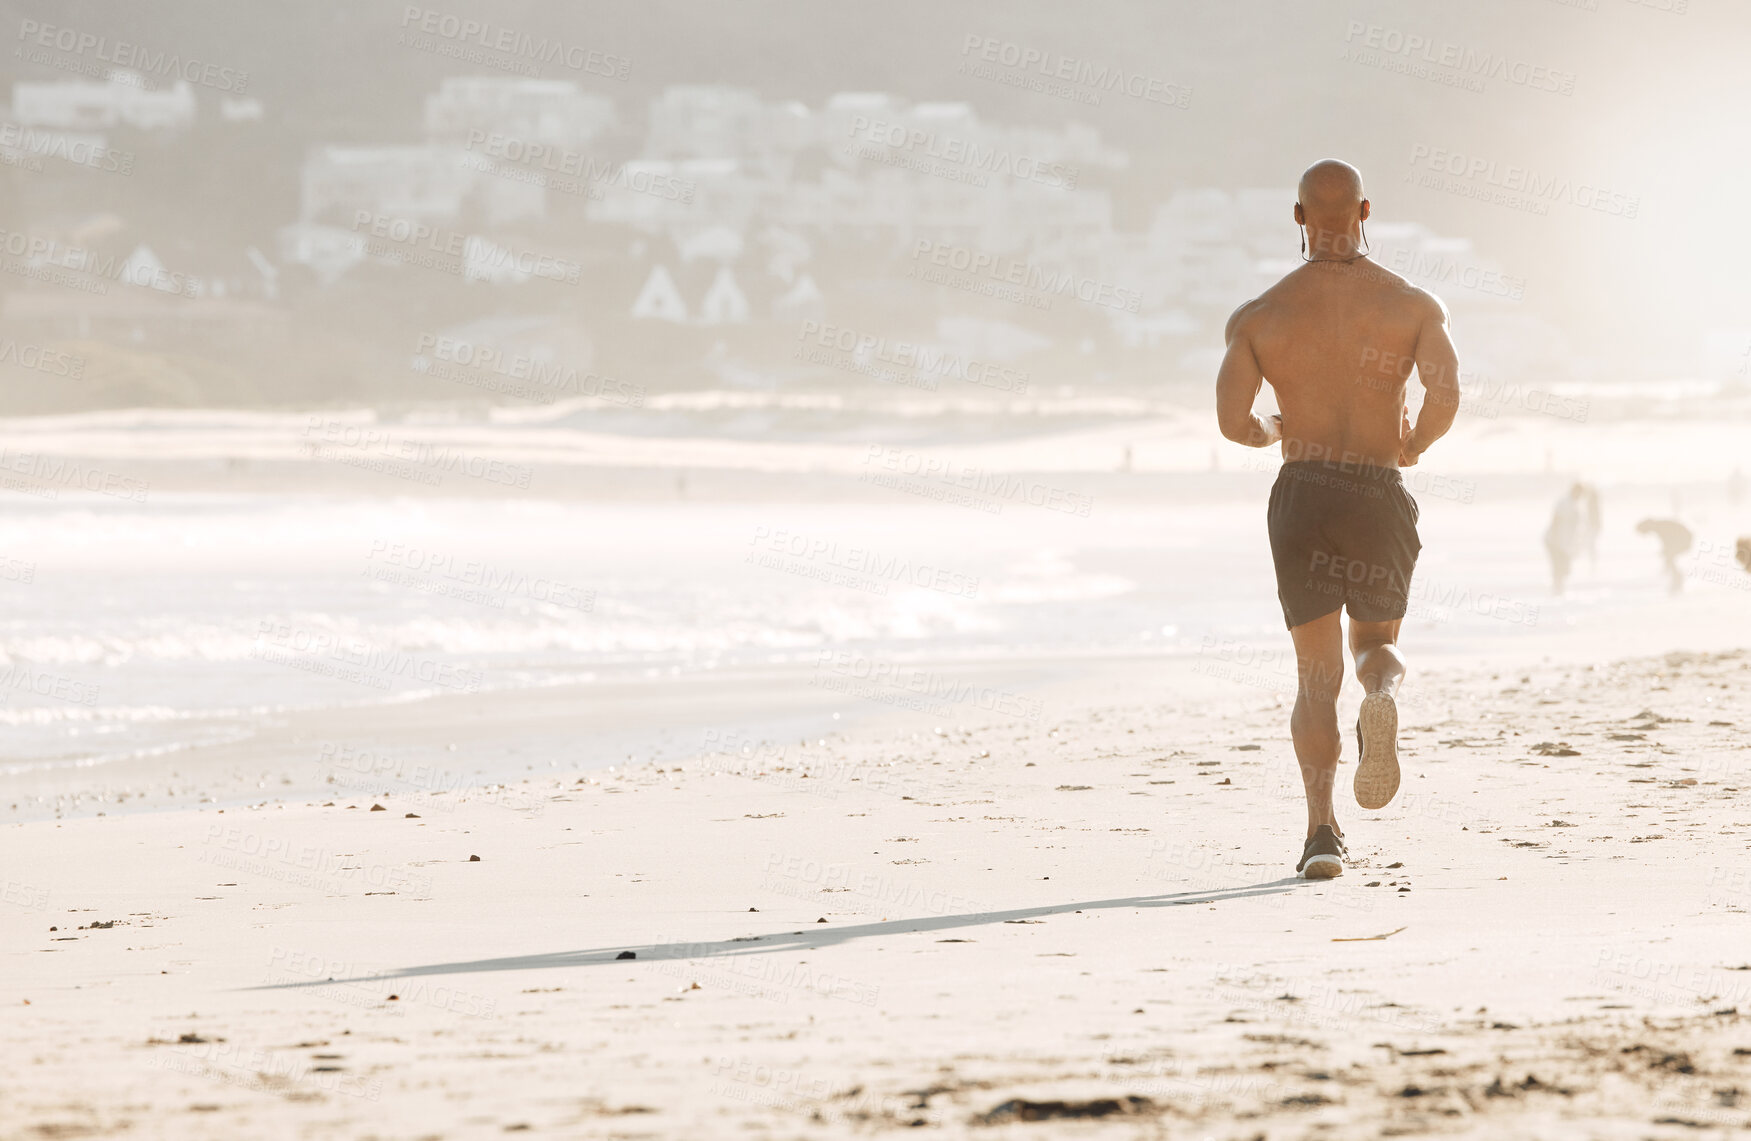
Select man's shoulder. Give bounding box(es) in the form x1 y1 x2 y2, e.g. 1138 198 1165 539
1361 260 1450 322
1225 271 1307 340
1399 280 1451 324
1400 283 1456 327
1223 296 1268 343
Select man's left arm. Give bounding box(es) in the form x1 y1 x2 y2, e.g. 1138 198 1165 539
1402 294 1460 465
1216 301 1282 447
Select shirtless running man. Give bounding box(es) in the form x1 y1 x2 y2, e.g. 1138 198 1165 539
1215 159 1461 879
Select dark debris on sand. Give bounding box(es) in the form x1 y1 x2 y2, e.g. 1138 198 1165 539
977 1095 1156 1124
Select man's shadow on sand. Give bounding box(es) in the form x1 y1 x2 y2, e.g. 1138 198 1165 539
248 877 1308 992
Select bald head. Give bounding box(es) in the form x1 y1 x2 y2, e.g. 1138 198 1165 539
1295 159 1370 259
1297 159 1365 223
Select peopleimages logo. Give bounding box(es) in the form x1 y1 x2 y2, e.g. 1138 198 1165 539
957 35 1191 109
0 447 150 502
16 19 250 92
908 239 1142 313
0 123 134 175
747 525 982 599
796 322 1028 394
0 228 191 293
861 444 1095 518
1407 145 1639 219
1384 250 1525 302
461 131 694 203
351 212 583 284
365 539 594 611
414 332 645 406
1342 22 1577 95
0 337 84 378
302 418 534 490
398 7 629 80
846 116 1078 190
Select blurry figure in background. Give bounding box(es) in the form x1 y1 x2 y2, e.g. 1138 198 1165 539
1636 517 1694 594
1543 484 1586 594
1580 484 1601 571
1735 536 1750 574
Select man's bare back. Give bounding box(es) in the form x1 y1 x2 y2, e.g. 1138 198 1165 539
1219 260 1459 469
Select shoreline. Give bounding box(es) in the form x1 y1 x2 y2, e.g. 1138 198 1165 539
11 582 1751 828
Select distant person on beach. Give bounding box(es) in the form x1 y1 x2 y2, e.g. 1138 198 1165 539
1544 484 1587 594
1216 159 1459 880
1582 484 1601 570
1636 517 1693 594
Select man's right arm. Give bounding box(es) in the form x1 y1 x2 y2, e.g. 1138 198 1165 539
1403 295 1460 465
1215 300 1282 448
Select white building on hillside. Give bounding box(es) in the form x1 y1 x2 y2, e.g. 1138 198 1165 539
12 70 194 131
424 77 614 148
699 267 749 324
630 263 752 325
647 86 813 159
631 264 688 322
299 145 542 226
277 223 369 286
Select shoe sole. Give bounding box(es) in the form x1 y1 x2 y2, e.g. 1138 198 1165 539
1354 691 1401 810
1302 855 1343 879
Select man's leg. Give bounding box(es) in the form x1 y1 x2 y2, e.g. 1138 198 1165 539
1349 616 1406 810
1349 617 1406 696
1288 610 1346 839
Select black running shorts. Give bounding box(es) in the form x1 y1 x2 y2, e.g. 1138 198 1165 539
1266 460 1422 630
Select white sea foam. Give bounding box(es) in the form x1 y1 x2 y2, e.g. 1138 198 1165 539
1 421 1744 773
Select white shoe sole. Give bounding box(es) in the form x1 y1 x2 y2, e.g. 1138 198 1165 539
1354 691 1401 810
1302 854 1343 879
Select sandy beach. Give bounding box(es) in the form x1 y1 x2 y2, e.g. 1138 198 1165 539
7 635 1750 1139
11 2 1751 1137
